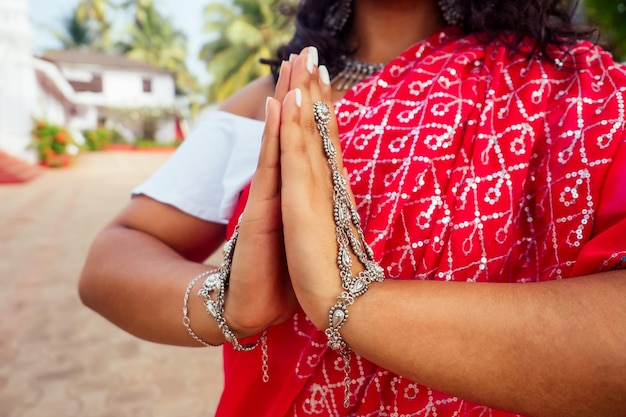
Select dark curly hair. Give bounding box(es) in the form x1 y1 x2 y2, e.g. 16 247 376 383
265 0 594 81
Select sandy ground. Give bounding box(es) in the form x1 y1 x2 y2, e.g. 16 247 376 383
0 151 224 417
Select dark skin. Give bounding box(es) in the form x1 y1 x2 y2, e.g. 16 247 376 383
79 0 626 415
275 48 626 417
78 67 296 346
78 0 444 347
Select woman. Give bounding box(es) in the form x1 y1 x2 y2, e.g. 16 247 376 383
79 0 626 416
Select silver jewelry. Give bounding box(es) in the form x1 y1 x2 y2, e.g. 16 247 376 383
183 269 223 347
332 57 385 91
313 101 385 407
324 0 352 35
197 218 266 352
438 0 462 26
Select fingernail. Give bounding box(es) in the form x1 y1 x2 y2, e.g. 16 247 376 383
289 53 296 62
294 88 302 108
306 46 318 73
319 65 330 85
265 96 272 117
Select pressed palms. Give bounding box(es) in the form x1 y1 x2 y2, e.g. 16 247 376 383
200 0 294 103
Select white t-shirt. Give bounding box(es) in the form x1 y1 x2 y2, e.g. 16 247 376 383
132 111 264 224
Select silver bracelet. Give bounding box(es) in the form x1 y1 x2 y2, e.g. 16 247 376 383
313 101 385 408
182 269 223 347
197 218 267 352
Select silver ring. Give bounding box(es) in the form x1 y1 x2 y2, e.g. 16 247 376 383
313 101 331 126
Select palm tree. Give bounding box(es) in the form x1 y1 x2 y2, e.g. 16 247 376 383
118 0 198 94
584 0 626 60
199 0 294 103
75 0 115 49
50 10 97 49
118 0 159 26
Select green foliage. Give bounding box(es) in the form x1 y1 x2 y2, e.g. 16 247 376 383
585 0 626 60
74 0 115 49
103 106 175 139
49 12 97 49
51 0 199 96
31 120 75 162
83 128 114 151
116 1 198 94
134 139 180 148
200 0 295 103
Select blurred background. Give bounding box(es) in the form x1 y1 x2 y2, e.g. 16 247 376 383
3 0 294 167
0 0 624 416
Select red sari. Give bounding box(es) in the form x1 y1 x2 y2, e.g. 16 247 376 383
217 28 626 417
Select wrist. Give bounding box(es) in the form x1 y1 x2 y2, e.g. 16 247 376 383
299 291 341 332
183 268 226 347
290 263 343 330
222 291 268 339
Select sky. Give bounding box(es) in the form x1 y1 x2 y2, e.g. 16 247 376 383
28 0 211 84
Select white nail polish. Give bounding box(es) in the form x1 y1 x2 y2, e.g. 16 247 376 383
319 65 331 85
265 96 272 117
294 88 302 108
289 53 296 62
306 46 318 73
279 60 286 77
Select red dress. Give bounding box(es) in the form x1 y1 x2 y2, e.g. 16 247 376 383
217 28 626 417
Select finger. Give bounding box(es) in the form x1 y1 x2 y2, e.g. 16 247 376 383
318 64 332 102
290 47 330 104
274 60 293 103
289 47 321 99
279 88 307 171
286 48 330 165
288 48 343 166
280 88 317 196
247 97 281 205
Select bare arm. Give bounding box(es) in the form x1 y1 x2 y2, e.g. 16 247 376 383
277 49 626 417
79 73 291 346
339 273 626 417
79 195 228 345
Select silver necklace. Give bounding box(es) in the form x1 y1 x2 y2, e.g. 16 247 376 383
332 56 385 90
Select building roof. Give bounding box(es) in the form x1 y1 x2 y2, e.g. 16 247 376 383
41 50 173 75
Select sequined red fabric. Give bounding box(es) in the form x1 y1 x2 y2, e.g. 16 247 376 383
217 28 626 417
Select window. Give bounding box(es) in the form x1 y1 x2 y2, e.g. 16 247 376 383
69 73 103 93
142 78 152 93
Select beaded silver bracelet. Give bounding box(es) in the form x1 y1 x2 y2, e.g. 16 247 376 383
197 218 267 353
182 269 223 347
313 101 385 407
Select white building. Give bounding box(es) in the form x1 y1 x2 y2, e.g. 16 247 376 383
0 0 38 162
0 0 179 165
40 49 177 143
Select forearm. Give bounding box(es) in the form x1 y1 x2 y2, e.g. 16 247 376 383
79 225 226 346
329 272 626 417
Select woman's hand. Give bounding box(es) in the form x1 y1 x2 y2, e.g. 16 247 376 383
278 47 349 330
223 61 298 338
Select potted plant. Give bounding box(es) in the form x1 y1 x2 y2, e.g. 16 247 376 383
31 120 76 167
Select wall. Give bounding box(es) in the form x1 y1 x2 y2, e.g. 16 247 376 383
0 0 37 162
102 69 176 109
